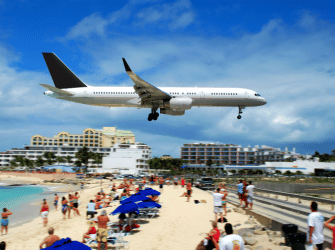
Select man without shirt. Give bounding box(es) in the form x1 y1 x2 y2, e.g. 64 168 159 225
39 227 60 249
213 188 225 223
308 201 324 250
97 210 110 250
219 223 245 250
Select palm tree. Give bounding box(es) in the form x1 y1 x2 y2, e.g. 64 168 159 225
35 157 44 167
43 152 56 165
65 156 72 165
75 147 91 172
56 156 65 164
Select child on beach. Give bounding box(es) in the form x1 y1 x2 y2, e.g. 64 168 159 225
1 208 12 236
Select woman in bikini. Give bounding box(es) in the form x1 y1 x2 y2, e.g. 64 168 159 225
40 201 49 227
72 192 81 216
220 185 228 217
1 208 12 236
61 197 69 220
68 194 74 219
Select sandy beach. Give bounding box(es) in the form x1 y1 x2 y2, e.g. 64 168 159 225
0 175 291 250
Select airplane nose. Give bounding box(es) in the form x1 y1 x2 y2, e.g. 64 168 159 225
261 98 267 105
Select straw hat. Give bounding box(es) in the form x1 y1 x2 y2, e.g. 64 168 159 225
87 220 97 226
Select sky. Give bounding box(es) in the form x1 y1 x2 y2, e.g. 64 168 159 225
0 0 335 158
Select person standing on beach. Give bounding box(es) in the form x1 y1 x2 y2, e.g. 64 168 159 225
54 194 59 211
245 181 255 210
324 215 335 250
39 227 60 249
40 201 49 227
236 180 243 207
181 176 185 188
73 192 81 214
1 208 12 236
213 188 224 223
220 184 228 216
186 181 192 202
219 223 245 250
97 210 110 250
61 197 69 220
174 176 178 189
159 177 164 192
308 201 324 250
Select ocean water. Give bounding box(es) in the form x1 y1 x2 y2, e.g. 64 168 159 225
0 184 59 227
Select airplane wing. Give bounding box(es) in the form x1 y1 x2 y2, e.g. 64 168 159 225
40 84 74 96
122 58 171 102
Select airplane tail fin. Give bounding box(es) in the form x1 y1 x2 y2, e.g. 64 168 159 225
42 52 87 89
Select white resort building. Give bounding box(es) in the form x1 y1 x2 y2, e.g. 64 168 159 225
88 143 151 175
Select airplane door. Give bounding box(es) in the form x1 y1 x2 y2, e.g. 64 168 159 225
83 90 88 97
244 91 249 98
200 91 205 98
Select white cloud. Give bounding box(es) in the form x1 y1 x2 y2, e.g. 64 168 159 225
61 0 196 41
136 0 196 29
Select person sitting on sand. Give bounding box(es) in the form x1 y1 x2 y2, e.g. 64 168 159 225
40 201 49 227
0 241 6 250
39 227 60 249
196 221 220 250
95 192 102 202
219 223 245 250
61 197 69 220
1 208 12 236
87 200 96 220
82 221 97 243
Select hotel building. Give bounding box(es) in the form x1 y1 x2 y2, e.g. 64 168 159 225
31 127 135 147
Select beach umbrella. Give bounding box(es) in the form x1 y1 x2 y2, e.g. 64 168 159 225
110 202 139 215
138 188 161 196
44 238 91 250
137 201 161 209
120 194 151 204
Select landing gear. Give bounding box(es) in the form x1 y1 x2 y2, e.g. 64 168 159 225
237 106 244 119
148 108 159 121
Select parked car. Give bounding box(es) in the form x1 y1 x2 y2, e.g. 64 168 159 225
195 177 215 190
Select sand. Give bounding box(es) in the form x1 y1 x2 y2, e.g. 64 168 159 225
0 176 290 250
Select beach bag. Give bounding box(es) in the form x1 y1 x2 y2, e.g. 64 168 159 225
217 217 228 223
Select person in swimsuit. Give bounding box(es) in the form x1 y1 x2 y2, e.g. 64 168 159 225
82 221 97 243
120 189 128 201
54 194 59 211
220 185 228 216
61 197 69 220
186 181 192 202
72 192 81 216
40 201 49 227
1 208 12 236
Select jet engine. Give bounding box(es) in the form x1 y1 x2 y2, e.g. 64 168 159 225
164 97 192 110
160 108 185 116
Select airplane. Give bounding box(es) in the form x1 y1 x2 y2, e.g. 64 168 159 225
41 52 267 121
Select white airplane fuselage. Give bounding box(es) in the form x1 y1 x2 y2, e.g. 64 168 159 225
44 86 267 108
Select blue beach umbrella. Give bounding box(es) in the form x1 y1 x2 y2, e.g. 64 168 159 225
120 194 151 204
44 238 91 250
110 202 139 215
137 201 161 209
138 188 161 196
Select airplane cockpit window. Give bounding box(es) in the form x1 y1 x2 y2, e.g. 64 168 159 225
254 93 261 97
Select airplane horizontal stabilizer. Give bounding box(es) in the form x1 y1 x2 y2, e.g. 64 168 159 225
42 52 87 89
40 84 74 96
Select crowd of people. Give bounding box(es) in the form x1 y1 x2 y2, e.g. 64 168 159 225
3 175 335 250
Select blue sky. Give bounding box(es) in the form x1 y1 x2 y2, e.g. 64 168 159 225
0 0 335 157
